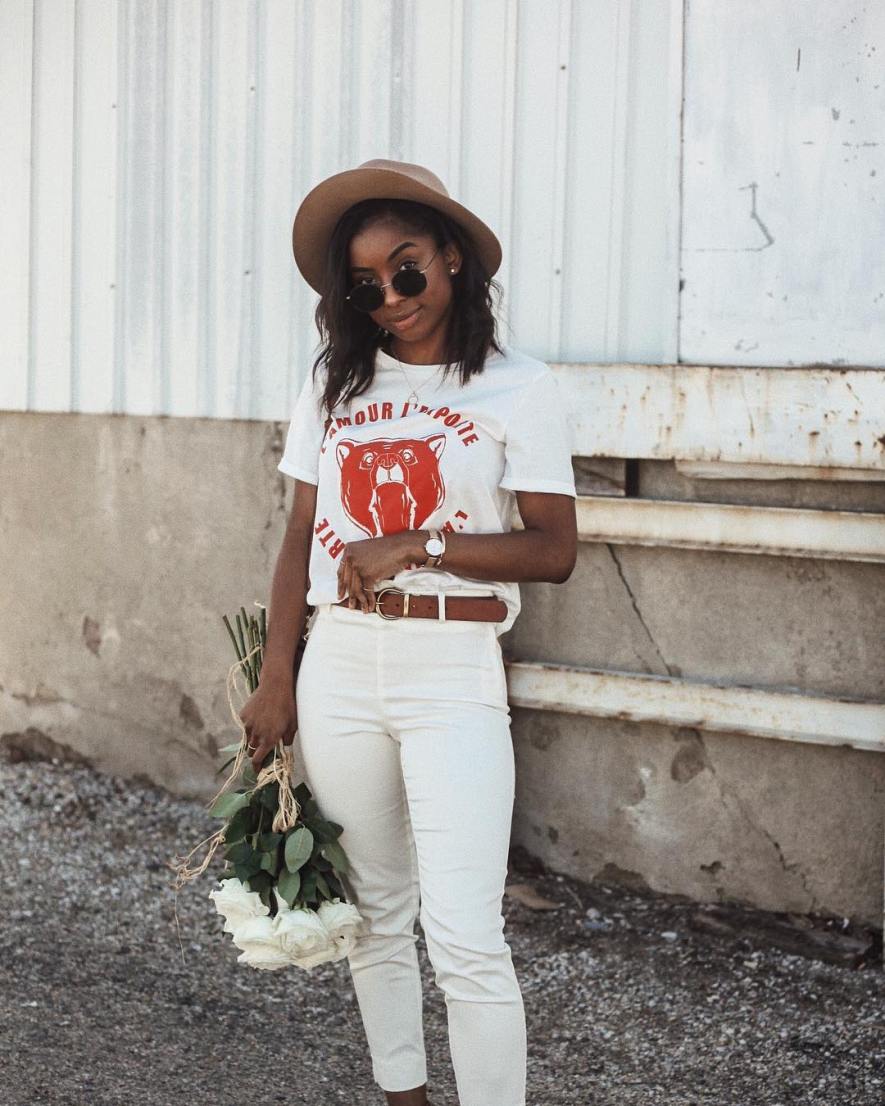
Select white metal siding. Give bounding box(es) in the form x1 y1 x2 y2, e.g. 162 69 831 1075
1 0 682 419
1 1 882 424
681 2 885 366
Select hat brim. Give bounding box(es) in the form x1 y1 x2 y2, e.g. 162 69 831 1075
292 165 502 294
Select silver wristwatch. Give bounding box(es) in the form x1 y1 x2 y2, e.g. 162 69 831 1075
422 528 446 568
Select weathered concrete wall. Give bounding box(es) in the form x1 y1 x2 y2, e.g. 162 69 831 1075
1 410 290 799
509 710 883 927
505 462 885 928
2 412 883 925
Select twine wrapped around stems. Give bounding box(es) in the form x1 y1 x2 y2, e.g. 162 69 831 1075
168 639 301 891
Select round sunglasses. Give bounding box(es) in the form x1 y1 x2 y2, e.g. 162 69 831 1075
345 247 441 313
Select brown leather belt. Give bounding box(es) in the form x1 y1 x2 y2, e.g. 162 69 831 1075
334 586 507 623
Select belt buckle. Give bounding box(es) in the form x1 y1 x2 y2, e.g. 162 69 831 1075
375 586 408 620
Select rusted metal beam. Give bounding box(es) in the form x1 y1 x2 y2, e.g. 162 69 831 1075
551 363 885 472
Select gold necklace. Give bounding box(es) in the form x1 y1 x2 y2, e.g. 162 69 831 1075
385 341 442 406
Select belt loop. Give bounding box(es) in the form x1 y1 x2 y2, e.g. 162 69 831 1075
438 593 447 622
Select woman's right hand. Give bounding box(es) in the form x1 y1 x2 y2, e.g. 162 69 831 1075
238 674 299 775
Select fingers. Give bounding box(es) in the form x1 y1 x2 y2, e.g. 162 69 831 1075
337 547 359 603
349 572 371 613
240 689 297 773
249 737 274 775
337 557 351 603
244 719 296 764
243 725 271 772
337 548 375 613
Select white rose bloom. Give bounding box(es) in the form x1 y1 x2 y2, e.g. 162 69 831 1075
317 899 366 962
273 900 338 971
209 877 269 935
230 914 291 971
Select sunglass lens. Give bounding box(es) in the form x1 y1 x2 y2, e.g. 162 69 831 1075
392 270 427 296
347 268 428 312
348 283 384 312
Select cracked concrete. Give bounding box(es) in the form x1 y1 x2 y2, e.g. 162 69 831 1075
511 706 882 925
701 738 818 912
604 544 674 676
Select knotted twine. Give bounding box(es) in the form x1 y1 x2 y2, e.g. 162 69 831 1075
168 639 301 960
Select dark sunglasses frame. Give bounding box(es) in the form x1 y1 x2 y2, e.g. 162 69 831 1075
345 247 441 313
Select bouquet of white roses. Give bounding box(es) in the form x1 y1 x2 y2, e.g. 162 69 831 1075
205 775 365 971
170 602 366 971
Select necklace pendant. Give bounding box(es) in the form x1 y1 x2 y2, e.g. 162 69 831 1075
406 388 419 406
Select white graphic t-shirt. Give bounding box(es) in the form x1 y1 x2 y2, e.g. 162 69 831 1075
277 343 577 636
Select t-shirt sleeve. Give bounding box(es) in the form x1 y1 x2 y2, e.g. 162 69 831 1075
500 369 577 496
277 370 326 484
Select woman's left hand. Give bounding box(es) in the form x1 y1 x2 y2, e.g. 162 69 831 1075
337 531 424 611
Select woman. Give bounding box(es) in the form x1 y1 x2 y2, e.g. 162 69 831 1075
239 158 577 1106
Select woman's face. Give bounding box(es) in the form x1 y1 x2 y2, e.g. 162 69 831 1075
347 220 461 360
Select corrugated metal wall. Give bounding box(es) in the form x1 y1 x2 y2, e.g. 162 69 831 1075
1 0 683 420
2 0 883 419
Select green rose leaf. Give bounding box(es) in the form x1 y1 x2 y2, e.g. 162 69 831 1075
246 870 272 895
303 816 338 844
315 871 331 901
259 850 280 876
325 873 345 899
232 850 263 880
224 840 254 864
293 782 314 806
258 832 283 852
209 790 250 819
300 868 318 904
284 827 314 873
320 841 349 875
277 868 301 909
258 783 280 812
224 805 256 845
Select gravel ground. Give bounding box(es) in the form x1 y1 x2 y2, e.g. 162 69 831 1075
0 749 883 1106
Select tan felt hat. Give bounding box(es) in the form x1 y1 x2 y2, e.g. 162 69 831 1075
292 158 502 294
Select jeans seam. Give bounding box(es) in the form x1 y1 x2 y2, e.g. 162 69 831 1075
401 772 426 1079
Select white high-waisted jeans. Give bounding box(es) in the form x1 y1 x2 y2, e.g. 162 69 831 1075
295 597 527 1106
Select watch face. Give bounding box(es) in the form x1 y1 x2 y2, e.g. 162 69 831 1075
426 538 444 556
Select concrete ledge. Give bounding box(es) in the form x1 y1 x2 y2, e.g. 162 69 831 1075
556 495 885 563
505 660 885 753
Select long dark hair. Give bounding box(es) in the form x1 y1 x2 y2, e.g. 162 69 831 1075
309 198 505 416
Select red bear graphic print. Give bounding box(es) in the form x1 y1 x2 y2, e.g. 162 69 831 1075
336 432 447 537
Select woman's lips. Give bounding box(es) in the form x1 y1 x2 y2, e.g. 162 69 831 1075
389 306 422 331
